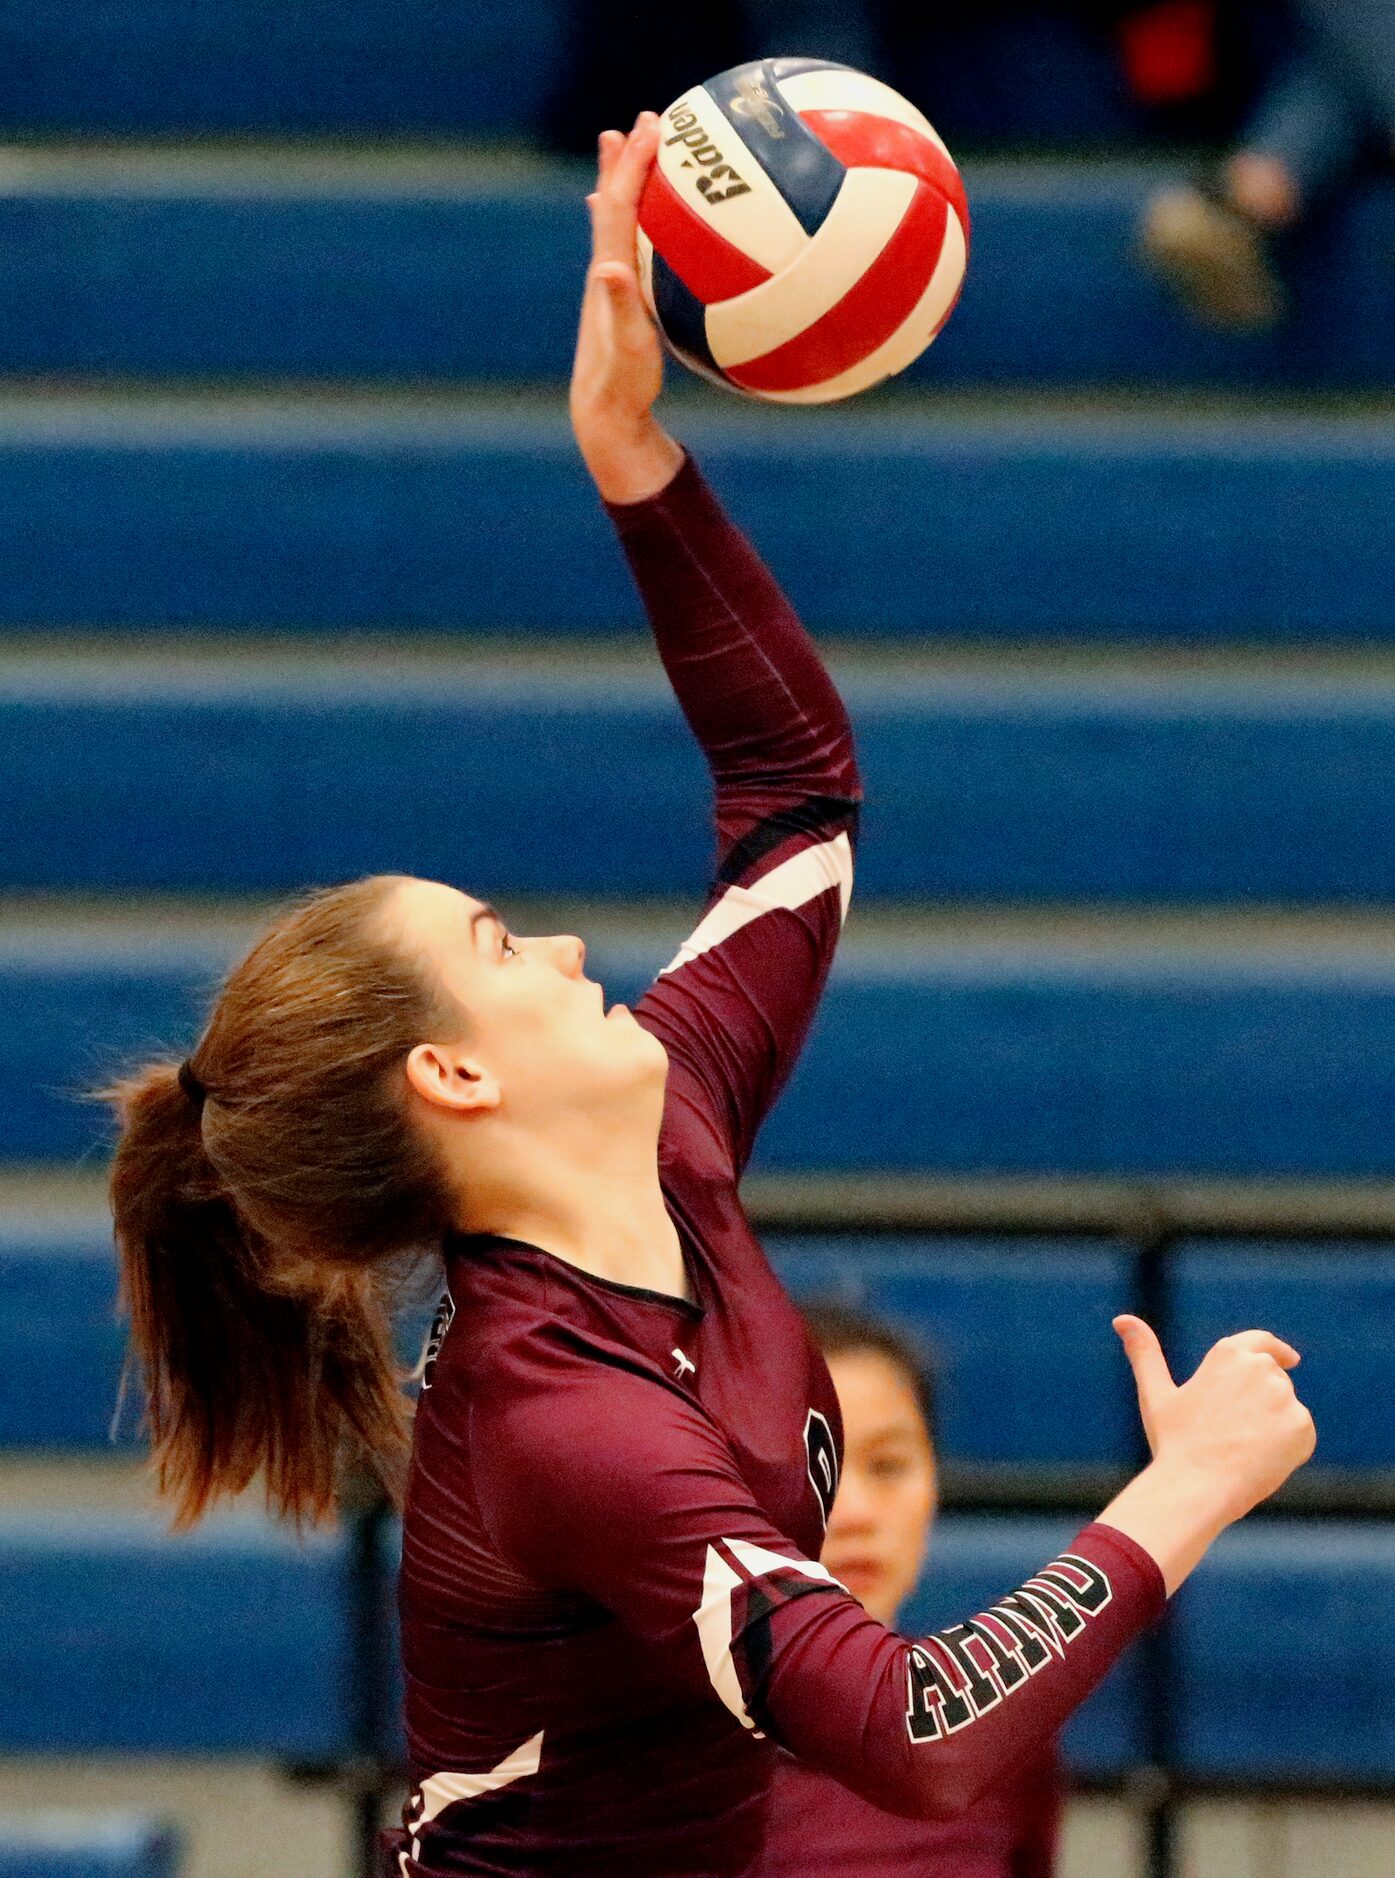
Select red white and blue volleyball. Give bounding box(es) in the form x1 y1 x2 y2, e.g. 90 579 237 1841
637 59 971 404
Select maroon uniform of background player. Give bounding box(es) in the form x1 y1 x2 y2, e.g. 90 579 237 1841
762 1749 1059 1878
759 1302 1059 1878
387 453 1165 1876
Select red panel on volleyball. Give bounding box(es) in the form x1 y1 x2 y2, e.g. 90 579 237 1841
638 167 772 303
799 111 971 238
725 182 949 394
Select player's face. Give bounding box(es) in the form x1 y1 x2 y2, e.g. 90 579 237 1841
386 878 668 1117
820 1349 938 1628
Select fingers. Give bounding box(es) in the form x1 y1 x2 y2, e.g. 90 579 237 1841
589 112 660 269
590 262 654 349
1222 1329 1302 1371
1113 1314 1176 1416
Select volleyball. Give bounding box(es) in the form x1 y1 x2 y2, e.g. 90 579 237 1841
636 58 970 404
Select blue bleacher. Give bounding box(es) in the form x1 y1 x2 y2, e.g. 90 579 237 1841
906 1518 1395 1781
0 1216 129 1449
12 931 1395 1175
1 1496 1389 1781
0 1511 350 1755
0 402 1391 640
14 1220 1395 1476
1174 1244 1395 1470
1 160 1391 388
899 1517 1147 1776
2 1215 1134 1468
5 1213 1395 1781
1176 1524 1395 1780
0 0 567 137
776 1237 1395 1471
772 1241 1136 1467
13 659 1395 901
0 1816 179 1878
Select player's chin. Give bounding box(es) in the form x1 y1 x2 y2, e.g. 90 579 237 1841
618 1012 668 1074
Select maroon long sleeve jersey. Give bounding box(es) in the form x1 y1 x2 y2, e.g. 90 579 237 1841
390 456 1165 1877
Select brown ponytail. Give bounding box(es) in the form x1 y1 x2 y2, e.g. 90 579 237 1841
102 875 466 1529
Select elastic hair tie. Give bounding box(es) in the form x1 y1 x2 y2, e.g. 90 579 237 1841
177 1061 207 1110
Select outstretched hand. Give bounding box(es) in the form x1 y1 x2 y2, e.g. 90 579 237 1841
1113 1313 1314 1523
570 113 685 504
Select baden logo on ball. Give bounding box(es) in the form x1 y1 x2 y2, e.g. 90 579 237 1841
637 58 971 405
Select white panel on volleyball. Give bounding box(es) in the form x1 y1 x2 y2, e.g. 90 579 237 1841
758 203 968 403
655 85 808 275
705 167 919 370
772 67 956 166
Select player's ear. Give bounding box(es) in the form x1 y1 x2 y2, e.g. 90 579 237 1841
406 1043 501 1116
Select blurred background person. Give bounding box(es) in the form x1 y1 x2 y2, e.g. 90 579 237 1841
757 1301 1061 1878
1142 0 1395 328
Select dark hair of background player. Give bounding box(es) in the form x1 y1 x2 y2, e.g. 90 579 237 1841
799 1297 939 1448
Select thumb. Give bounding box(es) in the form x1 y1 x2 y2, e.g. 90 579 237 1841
1113 1314 1176 1418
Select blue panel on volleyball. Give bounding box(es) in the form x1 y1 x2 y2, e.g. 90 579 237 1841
1173 1244 1395 1470
769 1241 1135 1468
648 250 723 380
1177 1524 1395 1778
901 1517 1145 1776
0 1219 130 1449
0 1817 180 1878
705 60 845 235
0 1513 351 1753
0 402 1391 639
17 663 1395 901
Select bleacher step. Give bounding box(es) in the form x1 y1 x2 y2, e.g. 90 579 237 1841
9 1205 1393 1471
10 644 1395 899
0 0 566 138
0 1501 1388 1778
1 147 1390 387
0 392 1389 639
8 907 1395 1176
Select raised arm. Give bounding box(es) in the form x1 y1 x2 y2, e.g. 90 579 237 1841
572 117 863 1174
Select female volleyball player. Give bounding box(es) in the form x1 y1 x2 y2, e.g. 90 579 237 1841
105 113 1315 1878
760 1302 1060 1877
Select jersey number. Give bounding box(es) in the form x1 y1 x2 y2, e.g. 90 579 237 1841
804 1408 840 1528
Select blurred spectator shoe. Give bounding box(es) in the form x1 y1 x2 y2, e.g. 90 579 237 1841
1140 180 1287 331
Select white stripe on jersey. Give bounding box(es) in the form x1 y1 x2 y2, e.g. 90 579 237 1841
692 1538 845 1735
658 830 854 977
404 1731 545 1870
